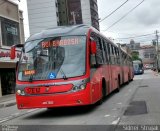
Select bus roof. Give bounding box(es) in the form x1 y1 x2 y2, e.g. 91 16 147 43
25 24 131 58
133 60 142 63
26 24 92 42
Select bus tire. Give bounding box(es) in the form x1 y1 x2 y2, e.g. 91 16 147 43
116 77 120 92
96 79 106 105
127 74 130 84
96 97 103 105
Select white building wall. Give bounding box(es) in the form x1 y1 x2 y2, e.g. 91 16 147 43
27 0 58 35
27 0 94 34
81 0 92 25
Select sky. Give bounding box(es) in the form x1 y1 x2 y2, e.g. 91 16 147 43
17 0 160 44
97 0 160 44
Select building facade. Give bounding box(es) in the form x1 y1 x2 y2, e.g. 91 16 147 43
27 0 99 35
126 40 141 52
0 0 25 97
139 45 156 68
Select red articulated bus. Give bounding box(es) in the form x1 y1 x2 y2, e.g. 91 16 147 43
10 25 134 109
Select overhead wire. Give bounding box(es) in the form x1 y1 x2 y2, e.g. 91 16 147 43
100 0 129 23
103 0 145 31
116 33 155 39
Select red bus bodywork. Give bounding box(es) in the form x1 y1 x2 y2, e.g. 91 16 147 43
14 25 134 109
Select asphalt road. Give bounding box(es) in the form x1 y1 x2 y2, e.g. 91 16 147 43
0 70 159 131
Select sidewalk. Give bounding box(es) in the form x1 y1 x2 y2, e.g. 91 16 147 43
0 94 16 108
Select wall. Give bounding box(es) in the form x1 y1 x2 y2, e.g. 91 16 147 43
81 0 91 25
0 0 25 46
0 0 19 22
27 0 58 35
19 10 25 44
139 47 156 65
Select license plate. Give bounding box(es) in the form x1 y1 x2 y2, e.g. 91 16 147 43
26 88 41 94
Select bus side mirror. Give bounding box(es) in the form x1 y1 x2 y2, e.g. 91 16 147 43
10 44 24 60
10 46 16 59
91 41 97 54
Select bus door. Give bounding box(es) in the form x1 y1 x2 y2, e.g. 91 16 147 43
90 33 103 102
110 44 117 91
103 40 111 94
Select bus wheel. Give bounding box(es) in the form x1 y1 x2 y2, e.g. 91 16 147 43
96 97 103 105
47 108 53 110
116 77 120 92
96 80 106 105
127 74 130 84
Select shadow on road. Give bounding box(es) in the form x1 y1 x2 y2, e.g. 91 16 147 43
24 105 98 119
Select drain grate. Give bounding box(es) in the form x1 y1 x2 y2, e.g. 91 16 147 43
138 85 148 88
124 101 147 116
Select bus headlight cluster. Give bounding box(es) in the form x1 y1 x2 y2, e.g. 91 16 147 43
17 90 25 96
72 84 86 92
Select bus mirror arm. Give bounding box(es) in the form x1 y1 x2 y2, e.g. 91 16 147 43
90 54 99 68
16 61 18 71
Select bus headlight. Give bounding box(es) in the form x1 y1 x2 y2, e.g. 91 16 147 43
80 84 85 90
72 86 78 91
17 90 25 96
72 84 86 92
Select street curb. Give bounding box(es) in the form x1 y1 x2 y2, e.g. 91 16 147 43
0 101 16 109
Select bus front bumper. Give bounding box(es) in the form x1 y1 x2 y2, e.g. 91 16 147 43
16 86 91 109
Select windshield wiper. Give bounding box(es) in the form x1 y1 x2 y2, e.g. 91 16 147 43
59 68 68 80
29 75 33 82
39 54 49 57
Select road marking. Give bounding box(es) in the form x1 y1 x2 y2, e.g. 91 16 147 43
0 116 13 123
117 102 122 105
3 116 13 120
0 108 40 124
112 117 120 125
112 108 117 111
0 119 9 123
104 114 110 117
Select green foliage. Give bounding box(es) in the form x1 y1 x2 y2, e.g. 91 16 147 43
131 53 142 61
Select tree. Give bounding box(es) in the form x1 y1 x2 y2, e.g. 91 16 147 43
131 51 142 61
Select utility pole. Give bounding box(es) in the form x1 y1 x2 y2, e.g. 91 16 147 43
155 30 159 72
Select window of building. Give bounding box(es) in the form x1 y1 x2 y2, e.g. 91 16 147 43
55 2 58 7
56 12 59 17
144 53 149 58
1 17 20 46
67 0 83 25
150 54 155 58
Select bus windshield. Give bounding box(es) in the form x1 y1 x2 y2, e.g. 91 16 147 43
18 36 86 81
